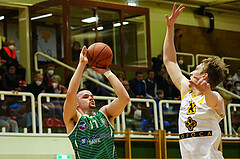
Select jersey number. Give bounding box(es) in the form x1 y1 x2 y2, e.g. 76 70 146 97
89 120 99 129
187 101 196 115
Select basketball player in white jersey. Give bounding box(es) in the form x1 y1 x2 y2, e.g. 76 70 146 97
163 3 226 159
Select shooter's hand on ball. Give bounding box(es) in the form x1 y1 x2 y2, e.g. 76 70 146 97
92 67 110 75
79 46 88 65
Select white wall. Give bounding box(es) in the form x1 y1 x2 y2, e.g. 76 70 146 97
0 134 75 159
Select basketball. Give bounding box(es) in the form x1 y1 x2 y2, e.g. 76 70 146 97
86 42 113 68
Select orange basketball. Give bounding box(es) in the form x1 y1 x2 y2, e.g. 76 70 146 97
86 42 113 68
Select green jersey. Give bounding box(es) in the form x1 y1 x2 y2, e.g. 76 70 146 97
68 111 118 159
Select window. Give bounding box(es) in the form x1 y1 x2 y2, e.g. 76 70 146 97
30 5 63 62
97 9 121 66
31 0 151 71
123 13 147 67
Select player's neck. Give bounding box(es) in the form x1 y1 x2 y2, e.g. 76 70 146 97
87 112 95 116
78 109 95 116
83 110 95 116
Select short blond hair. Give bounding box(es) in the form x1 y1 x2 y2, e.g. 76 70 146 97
201 56 227 88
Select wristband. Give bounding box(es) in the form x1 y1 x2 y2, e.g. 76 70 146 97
104 70 113 78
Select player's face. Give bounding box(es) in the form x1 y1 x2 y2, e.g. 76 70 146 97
189 63 204 86
77 90 95 110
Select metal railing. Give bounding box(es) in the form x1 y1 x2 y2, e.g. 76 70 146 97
176 53 240 100
176 52 195 72
0 90 239 142
196 54 219 66
223 115 228 135
227 103 240 135
222 57 240 74
37 93 66 134
159 100 181 131
34 52 114 92
196 54 240 75
127 98 158 131
0 91 36 134
37 93 158 133
216 86 240 101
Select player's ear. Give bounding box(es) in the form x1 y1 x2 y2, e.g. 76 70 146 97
202 73 208 80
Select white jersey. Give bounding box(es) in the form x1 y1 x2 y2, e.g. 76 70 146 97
179 89 225 159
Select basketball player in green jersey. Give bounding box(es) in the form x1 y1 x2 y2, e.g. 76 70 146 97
63 46 130 159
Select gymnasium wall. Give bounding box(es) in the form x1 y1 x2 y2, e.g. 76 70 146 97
147 2 240 58
174 24 240 75
0 135 239 158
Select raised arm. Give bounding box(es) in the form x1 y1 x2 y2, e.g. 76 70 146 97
92 67 130 123
163 3 189 95
63 46 88 125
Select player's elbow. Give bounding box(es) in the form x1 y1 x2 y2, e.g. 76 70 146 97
125 96 130 107
118 91 130 101
163 57 172 66
124 94 130 103
119 94 130 106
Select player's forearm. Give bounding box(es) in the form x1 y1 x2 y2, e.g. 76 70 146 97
105 71 130 101
163 26 177 64
67 62 85 95
204 90 218 108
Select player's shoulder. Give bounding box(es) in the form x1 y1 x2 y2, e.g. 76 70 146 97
64 110 80 123
180 81 191 98
99 105 108 116
65 111 81 135
211 90 225 110
212 90 223 99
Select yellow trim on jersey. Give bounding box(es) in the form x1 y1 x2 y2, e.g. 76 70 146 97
191 92 204 98
214 109 226 118
198 96 205 104
181 88 192 101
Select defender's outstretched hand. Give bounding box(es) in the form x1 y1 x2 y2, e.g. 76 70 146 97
79 46 88 64
189 74 211 93
165 3 185 27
